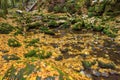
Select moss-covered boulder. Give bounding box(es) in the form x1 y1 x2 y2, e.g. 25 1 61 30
8 38 21 47
98 61 116 69
72 21 84 31
2 54 20 61
0 23 14 34
40 26 55 35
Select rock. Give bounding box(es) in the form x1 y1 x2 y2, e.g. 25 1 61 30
2 54 20 61
45 76 55 80
80 70 92 78
16 10 23 14
101 72 109 77
0 50 9 53
110 70 120 75
60 48 69 54
92 70 101 77
55 55 63 61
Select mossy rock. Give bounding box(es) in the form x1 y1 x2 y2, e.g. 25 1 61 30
26 38 39 47
60 22 70 29
40 26 55 35
82 61 96 69
84 21 93 29
48 20 59 28
0 23 14 34
93 25 104 31
24 49 52 59
24 50 37 58
94 4 105 13
14 27 23 36
72 21 84 31
88 7 95 12
26 22 41 30
98 61 116 69
2 54 20 61
103 27 117 37
37 50 52 59
8 39 21 47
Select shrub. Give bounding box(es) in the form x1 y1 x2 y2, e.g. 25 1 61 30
8 38 21 47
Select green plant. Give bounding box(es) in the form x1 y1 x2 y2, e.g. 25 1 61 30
98 61 116 69
0 23 14 34
8 38 21 47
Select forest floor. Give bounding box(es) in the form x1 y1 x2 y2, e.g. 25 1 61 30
0 10 120 80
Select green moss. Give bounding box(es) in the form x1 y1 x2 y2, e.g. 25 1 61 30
26 38 39 47
24 50 37 58
98 61 116 69
14 27 23 36
48 20 58 28
2 65 16 80
103 27 117 37
37 50 52 59
0 23 14 34
72 22 83 31
40 26 55 35
84 21 93 29
82 61 96 69
2 54 20 61
93 25 104 31
8 38 21 47
26 22 41 30
24 49 52 59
